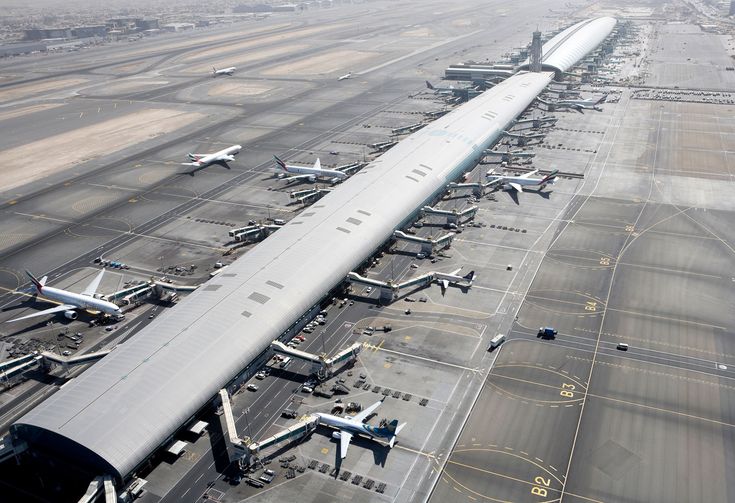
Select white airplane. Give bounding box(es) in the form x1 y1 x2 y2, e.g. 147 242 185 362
274 156 348 184
6 270 123 323
313 399 406 459
212 66 236 77
486 168 559 192
181 145 242 171
434 268 475 294
537 94 607 113
338 72 353 81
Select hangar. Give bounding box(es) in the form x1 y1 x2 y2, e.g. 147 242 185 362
9 16 617 485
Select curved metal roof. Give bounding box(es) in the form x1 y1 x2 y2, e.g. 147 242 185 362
519 17 617 73
11 17 616 483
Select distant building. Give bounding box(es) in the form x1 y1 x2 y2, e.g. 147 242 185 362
137 19 159 31
272 4 298 11
162 23 196 32
23 28 71 41
71 26 107 38
730 0 735 16
234 4 274 12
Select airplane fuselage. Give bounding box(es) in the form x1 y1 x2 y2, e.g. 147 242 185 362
213 67 236 76
189 145 242 166
488 176 556 188
313 412 390 441
282 164 347 180
35 285 123 317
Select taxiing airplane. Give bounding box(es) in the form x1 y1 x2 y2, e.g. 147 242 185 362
181 145 242 171
434 268 475 294
338 72 353 81
314 399 406 459
486 168 559 192
274 156 348 184
212 66 236 77
7 270 123 323
537 94 607 113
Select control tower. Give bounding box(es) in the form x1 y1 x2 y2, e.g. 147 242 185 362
530 29 542 72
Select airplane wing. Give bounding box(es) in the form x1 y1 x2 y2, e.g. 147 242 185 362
352 400 383 423
282 174 314 183
339 431 353 459
336 164 363 174
519 170 539 179
449 268 462 276
6 304 77 323
82 269 106 297
509 182 523 192
440 279 449 294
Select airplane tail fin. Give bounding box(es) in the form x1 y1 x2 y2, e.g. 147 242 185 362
425 80 435 90
25 270 46 292
596 94 607 105
463 270 475 282
314 158 321 171
274 155 288 171
540 169 559 183
388 422 407 448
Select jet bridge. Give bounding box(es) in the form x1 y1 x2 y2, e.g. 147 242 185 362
289 187 332 205
392 230 455 255
421 205 478 225
0 348 113 383
218 389 250 463
347 269 474 302
228 224 281 243
391 123 426 135
219 388 317 467
245 416 318 460
271 341 362 381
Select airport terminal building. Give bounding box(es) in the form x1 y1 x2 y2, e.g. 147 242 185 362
9 16 617 486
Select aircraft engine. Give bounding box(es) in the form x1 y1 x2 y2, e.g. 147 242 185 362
64 310 78 320
308 175 316 182
332 431 342 440
331 177 340 185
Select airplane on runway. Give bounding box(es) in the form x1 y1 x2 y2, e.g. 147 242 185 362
313 399 406 459
212 66 236 77
181 145 242 172
273 156 348 184
6 270 123 323
537 94 607 113
338 72 353 81
486 168 559 192
434 268 475 294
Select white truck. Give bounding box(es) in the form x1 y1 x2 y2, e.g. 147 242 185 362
488 333 506 350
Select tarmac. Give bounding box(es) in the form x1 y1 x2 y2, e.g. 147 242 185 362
0 1 733 503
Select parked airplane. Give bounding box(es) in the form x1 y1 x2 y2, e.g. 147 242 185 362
313 399 406 459
425 81 481 101
338 72 353 81
486 168 559 192
537 94 607 113
274 156 348 184
7 270 123 323
212 66 236 77
434 268 475 294
181 145 242 171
